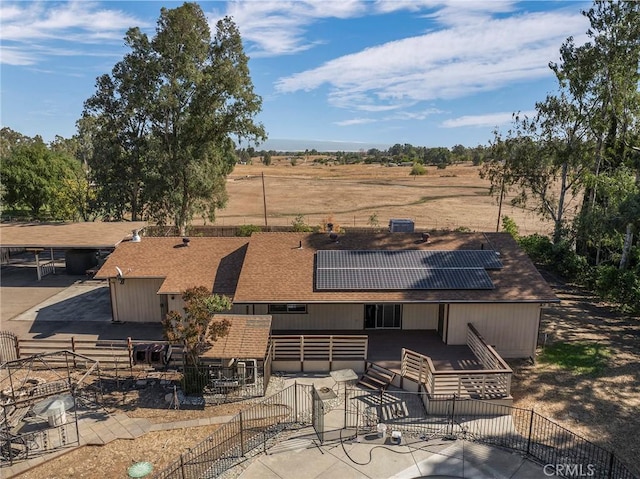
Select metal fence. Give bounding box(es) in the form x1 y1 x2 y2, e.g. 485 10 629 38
154 386 638 479
154 383 312 479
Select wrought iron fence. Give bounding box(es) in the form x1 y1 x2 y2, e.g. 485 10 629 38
154 386 638 479
154 383 312 479
181 363 266 403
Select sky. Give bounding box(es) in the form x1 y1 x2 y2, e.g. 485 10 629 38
0 0 592 151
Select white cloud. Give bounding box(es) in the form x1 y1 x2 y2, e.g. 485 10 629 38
275 9 588 109
0 1 147 65
441 110 536 128
335 118 377 126
209 1 368 57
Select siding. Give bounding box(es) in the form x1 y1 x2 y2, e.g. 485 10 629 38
447 303 541 358
402 304 439 330
235 303 363 330
111 278 165 323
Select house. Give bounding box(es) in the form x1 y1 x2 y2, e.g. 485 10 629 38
96 230 558 359
95 237 249 323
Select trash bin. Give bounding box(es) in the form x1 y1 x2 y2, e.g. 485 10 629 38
47 399 66 426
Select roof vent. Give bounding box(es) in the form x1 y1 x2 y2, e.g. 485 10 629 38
131 229 141 242
182 237 190 247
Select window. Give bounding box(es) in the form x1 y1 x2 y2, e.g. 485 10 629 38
268 304 307 314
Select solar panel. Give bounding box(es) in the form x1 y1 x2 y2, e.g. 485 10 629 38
314 249 500 291
315 268 494 290
316 249 503 270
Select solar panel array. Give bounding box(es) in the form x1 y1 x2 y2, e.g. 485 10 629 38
315 249 502 291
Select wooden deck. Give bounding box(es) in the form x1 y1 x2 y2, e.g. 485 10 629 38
271 329 481 372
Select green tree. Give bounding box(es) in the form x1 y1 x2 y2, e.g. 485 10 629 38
151 8 266 234
82 3 266 233
162 286 232 366
82 26 158 221
1 139 81 218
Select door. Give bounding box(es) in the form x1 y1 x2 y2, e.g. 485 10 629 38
437 304 447 342
364 304 402 329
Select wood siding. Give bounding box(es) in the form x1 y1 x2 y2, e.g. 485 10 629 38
447 303 541 358
402 304 439 330
111 278 165 323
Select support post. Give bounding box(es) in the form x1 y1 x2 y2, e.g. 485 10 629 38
526 409 534 455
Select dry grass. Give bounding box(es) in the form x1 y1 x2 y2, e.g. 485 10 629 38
213 161 555 235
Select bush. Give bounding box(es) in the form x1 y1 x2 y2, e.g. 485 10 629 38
410 163 426 176
237 224 262 237
501 215 519 239
291 214 312 232
517 233 553 264
594 265 640 313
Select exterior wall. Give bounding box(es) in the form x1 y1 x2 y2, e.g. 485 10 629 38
110 278 165 323
402 304 438 330
167 295 185 314
268 303 363 330
237 303 441 331
447 303 541 358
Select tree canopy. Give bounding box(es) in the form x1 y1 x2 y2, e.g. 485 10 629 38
162 286 232 366
82 3 266 233
483 0 640 311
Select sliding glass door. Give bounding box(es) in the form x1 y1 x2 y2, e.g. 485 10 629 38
364 304 402 329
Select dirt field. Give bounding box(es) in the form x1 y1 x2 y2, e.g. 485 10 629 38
216 161 554 235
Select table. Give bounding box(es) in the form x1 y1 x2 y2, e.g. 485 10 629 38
330 368 359 395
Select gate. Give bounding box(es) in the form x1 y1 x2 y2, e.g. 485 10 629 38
0 331 18 364
311 385 325 444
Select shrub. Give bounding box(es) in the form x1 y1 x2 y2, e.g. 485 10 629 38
237 224 262 237
517 233 553 264
501 215 519 239
410 163 426 176
291 214 312 232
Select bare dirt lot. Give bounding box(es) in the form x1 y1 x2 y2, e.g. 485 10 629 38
216 161 555 235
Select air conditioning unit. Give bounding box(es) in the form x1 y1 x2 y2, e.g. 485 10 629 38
236 359 257 385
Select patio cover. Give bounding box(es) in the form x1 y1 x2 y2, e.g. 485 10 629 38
201 315 272 360
0 222 148 249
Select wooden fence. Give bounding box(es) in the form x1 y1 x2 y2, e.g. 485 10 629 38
13 337 185 371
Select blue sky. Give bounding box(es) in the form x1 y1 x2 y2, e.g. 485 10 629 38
1 1 591 151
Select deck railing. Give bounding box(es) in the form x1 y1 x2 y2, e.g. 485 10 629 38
270 335 368 371
401 323 512 399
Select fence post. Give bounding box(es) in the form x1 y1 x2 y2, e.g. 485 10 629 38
239 411 245 456
15 337 20 359
71 337 77 368
526 409 534 456
449 394 456 437
343 385 348 427
608 450 615 479
294 381 298 421
127 337 133 368
180 454 186 479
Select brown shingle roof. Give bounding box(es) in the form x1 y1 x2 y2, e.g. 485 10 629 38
95 237 248 295
0 221 148 249
233 232 559 303
201 315 272 359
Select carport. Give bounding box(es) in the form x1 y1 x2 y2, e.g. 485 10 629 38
0 222 147 281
